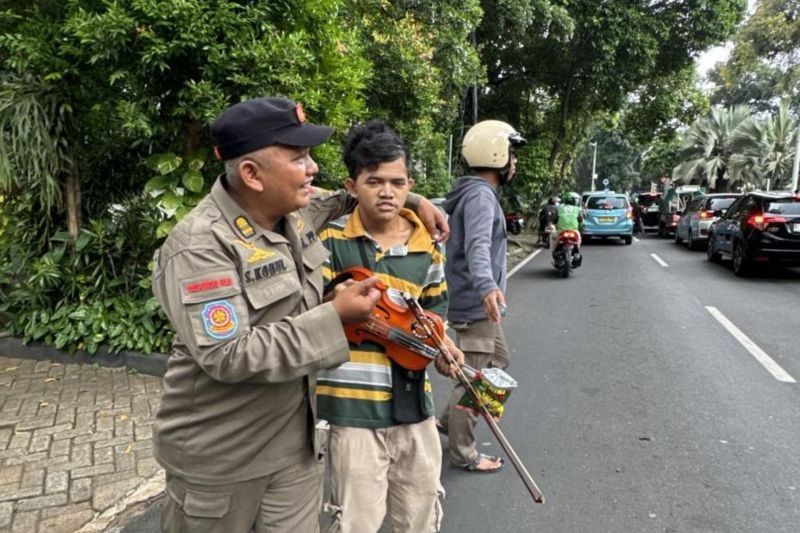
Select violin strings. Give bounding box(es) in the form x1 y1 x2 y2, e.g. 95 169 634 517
362 318 438 360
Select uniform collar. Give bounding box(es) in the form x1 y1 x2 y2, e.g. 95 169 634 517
210 176 291 245
343 207 432 253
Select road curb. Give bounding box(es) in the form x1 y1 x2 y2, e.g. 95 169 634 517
0 337 167 377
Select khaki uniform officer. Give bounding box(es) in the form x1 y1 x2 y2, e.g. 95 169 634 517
152 97 389 533
152 97 448 533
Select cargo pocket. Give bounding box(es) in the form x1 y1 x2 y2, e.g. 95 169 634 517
457 322 496 354
302 240 330 306
183 489 231 519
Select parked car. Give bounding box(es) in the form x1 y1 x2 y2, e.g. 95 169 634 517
675 193 740 250
631 192 662 232
658 185 705 237
581 193 633 244
707 191 800 276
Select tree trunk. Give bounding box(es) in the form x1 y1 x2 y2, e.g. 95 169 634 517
714 167 729 193
559 153 572 183
182 120 205 156
64 164 81 240
548 63 576 171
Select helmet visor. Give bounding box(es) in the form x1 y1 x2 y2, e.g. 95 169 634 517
509 131 527 147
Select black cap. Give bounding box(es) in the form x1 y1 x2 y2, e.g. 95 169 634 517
211 97 334 160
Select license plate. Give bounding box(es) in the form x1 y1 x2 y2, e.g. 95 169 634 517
599 217 615 223
793 223 800 233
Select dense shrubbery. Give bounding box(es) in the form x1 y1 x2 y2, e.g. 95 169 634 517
0 0 481 354
0 1 747 354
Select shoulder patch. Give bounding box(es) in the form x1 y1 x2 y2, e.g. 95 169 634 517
201 300 239 340
185 275 235 294
234 216 255 238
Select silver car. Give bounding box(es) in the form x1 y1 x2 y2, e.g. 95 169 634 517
675 193 740 250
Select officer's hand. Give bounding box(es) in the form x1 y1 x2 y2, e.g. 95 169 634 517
323 279 355 302
417 197 450 242
482 289 506 323
434 336 465 379
332 277 381 324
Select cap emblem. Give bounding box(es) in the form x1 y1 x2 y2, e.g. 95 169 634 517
295 103 306 124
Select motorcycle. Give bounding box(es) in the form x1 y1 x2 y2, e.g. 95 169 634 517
541 222 555 249
551 229 582 278
505 213 525 235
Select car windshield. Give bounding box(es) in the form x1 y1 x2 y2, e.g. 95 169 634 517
707 197 736 211
637 195 660 207
764 198 800 215
587 197 627 210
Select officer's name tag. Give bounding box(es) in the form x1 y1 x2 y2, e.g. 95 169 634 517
244 258 288 284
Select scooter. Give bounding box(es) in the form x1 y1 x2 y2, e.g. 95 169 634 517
541 222 555 248
505 213 525 235
551 230 582 278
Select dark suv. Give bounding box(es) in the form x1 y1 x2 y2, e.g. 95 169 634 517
631 192 662 231
707 191 800 276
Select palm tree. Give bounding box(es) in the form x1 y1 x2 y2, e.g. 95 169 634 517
672 105 755 192
729 104 796 190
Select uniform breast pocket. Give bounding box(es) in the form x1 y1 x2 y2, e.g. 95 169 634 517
302 240 330 304
243 273 302 311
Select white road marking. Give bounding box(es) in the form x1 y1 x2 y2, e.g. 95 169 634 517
633 237 640 242
705 306 796 383
508 249 542 278
650 253 669 267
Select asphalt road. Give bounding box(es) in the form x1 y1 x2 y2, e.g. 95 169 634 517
119 232 799 532
432 232 799 532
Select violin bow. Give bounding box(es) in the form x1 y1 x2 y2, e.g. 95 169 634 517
402 295 545 505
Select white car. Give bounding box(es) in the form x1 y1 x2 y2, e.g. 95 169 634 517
675 193 740 250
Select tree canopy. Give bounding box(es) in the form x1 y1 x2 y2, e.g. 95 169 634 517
0 0 761 354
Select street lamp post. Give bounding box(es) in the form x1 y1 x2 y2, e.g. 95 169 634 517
590 142 598 192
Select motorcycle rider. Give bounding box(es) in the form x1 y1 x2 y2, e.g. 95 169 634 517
551 192 583 266
538 196 559 245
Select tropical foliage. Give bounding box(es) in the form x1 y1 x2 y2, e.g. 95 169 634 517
672 104 797 191
0 0 755 355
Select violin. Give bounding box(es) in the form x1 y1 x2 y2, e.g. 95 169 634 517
330 266 444 371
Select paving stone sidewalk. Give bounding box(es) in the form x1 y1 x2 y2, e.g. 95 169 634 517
0 356 163 532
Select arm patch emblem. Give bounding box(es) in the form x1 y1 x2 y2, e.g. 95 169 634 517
201 300 239 339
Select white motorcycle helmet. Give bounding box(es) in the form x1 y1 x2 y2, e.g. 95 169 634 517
462 120 526 184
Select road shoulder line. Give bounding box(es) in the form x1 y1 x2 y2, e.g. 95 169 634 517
508 248 542 278
705 306 796 383
650 253 669 267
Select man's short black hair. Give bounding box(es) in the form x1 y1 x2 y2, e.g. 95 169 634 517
343 120 409 179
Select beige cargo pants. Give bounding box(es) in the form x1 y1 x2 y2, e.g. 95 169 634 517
161 453 325 533
324 417 444 532
438 319 509 466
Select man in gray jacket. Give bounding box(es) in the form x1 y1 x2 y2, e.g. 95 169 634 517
436 120 526 473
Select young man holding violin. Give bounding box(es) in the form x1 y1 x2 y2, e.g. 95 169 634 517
317 120 464 533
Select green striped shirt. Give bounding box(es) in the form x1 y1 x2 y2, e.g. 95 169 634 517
317 208 448 428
